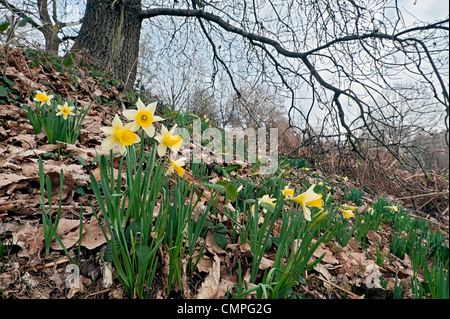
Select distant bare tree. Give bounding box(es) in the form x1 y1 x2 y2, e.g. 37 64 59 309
2 0 448 179
0 0 85 55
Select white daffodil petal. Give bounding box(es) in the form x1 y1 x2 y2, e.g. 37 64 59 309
302 203 312 221
160 125 168 136
118 144 127 155
154 134 162 143
102 136 117 151
143 125 155 138
157 143 167 157
136 98 145 110
124 122 138 132
123 109 139 120
127 122 140 132
100 127 113 135
112 114 123 129
148 102 158 114
169 124 178 135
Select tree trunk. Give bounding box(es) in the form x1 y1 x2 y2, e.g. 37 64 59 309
37 0 62 56
43 29 62 56
72 0 142 89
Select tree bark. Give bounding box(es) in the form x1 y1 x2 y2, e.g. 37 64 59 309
37 0 61 56
72 0 142 89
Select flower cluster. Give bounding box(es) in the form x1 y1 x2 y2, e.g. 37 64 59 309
251 184 324 221
100 98 186 176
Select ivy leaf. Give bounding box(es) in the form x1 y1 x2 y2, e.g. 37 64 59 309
63 54 74 67
225 164 242 174
18 17 31 27
202 183 225 194
0 22 10 32
215 180 238 202
0 85 8 97
214 232 228 250
215 223 229 234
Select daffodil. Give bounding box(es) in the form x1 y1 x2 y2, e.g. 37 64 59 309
34 91 54 106
154 124 183 157
166 157 186 176
341 209 355 219
56 102 75 120
123 98 163 138
287 185 323 221
281 185 294 198
100 114 140 155
251 194 276 214
384 205 399 212
343 176 349 182
318 182 323 186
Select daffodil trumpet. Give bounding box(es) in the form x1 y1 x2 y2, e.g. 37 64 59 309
166 157 186 177
287 184 323 221
123 98 164 138
101 114 140 155
154 124 183 157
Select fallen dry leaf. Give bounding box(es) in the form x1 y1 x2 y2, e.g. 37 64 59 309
0 174 32 191
366 230 382 246
195 254 221 299
80 216 110 250
313 243 339 265
51 218 82 250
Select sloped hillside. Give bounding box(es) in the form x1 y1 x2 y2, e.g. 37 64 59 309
0 48 448 300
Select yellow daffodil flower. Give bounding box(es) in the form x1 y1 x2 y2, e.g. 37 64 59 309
384 205 399 212
281 185 294 198
343 176 349 182
166 157 186 176
56 102 75 120
341 209 355 219
34 91 54 106
287 185 323 221
154 124 183 157
318 182 323 186
123 98 163 138
100 114 140 155
251 194 276 214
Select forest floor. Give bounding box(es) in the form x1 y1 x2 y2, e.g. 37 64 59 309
0 48 448 301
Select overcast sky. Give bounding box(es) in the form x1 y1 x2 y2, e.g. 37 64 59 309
399 0 449 23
